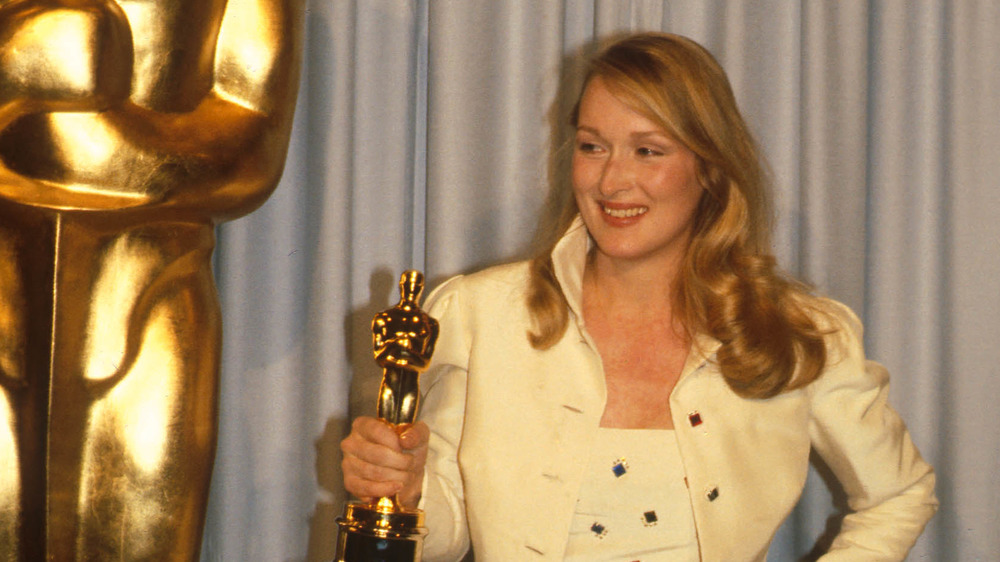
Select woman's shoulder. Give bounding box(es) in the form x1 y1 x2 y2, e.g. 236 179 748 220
795 294 862 335
792 293 868 377
427 260 531 299
424 260 532 313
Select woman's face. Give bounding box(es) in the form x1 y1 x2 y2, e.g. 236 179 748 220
572 77 704 269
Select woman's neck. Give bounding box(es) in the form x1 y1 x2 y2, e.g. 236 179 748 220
584 248 682 316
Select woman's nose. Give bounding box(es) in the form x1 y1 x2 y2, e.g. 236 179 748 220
598 155 632 197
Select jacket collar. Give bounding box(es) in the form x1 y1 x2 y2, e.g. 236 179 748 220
550 216 590 325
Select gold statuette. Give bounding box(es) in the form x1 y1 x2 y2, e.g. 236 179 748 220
336 270 439 562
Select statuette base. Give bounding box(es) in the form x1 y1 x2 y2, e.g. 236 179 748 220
335 501 427 562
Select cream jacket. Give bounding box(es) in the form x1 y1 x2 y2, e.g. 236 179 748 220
417 219 937 561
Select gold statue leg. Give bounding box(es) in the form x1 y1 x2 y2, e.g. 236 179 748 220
0 204 53 561
377 368 421 427
0 210 221 559
70 280 219 559
62 217 220 560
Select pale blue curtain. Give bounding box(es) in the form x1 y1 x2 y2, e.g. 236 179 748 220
202 1 1000 560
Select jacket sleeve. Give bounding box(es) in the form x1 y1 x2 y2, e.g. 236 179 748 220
417 276 472 561
808 301 938 561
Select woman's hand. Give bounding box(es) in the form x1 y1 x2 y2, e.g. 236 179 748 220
341 416 429 509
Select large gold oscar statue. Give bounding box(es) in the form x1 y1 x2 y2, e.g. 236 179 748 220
0 0 302 559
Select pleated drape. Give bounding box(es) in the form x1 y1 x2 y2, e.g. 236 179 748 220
202 1 1000 560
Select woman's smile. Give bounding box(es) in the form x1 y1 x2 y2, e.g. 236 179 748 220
601 203 648 219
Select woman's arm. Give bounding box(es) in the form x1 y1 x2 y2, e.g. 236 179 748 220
418 363 471 561
415 278 474 562
808 302 938 560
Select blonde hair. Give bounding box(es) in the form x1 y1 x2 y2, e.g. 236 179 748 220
527 32 828 398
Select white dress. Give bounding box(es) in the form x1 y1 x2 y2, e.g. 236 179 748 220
564 428 700 561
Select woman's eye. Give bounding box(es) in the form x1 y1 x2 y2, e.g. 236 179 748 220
637 146 663 157
577 142 601 153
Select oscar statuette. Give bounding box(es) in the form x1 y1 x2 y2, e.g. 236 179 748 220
336 270 440 561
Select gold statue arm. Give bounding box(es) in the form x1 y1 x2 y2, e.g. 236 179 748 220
0 0 132 121
0 0 302 219
372 316 438 372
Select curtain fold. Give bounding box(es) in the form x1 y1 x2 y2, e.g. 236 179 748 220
202 1 999 559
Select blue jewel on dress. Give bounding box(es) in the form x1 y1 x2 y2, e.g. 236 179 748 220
642 510 658 526
590 522 607 538
612 458 628 477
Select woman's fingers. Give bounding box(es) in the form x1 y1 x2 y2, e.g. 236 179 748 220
341 454 406 499
396 422 430 507
398 421 430 451
341 417 428 503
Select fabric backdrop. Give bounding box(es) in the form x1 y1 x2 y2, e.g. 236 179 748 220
201 1 1000 560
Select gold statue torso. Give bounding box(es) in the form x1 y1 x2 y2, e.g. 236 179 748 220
0 0 302 559
372 272 439 427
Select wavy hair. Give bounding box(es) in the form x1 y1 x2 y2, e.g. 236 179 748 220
527 32 829 398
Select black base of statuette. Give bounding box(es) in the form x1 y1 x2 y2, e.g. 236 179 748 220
335 501 426 562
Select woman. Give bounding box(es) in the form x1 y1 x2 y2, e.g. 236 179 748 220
341 33 937 561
